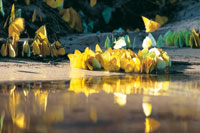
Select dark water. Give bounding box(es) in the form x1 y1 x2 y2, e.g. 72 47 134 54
1 74 200 133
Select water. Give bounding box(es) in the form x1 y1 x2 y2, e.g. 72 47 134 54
0 74 200 133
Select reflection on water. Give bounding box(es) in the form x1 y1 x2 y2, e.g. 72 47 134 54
0 74 200 132
68 75 170 99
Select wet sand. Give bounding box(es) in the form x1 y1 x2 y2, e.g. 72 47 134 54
0 47 200 83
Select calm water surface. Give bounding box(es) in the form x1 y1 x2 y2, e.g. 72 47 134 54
0 74 200 133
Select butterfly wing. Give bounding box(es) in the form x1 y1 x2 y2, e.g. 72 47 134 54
8 18 25 41
149 20 161 32
142 16 161 33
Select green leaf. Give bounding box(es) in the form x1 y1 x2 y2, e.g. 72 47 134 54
156 35 164 48
111 34 114 42
50 44 54 58
111 34 115 46
172 32 177 41
142 48 149 59
102 7 112 24
101 51 110 63
0 0 4 17
125 35 131 48
132 37 136 50
122 46 126 49
184 34 190 47
178 32 184 48
173 33 179 47
57 0 64 9
183 29 191 47
164 30 173 40
147 51 155 59
27 46 31 57
164 30 175 46
91 57 101 70
16 9 21 18
168 58 172 67
189 34 194 48
148 33 156 47
156 57 166 70
165 32 174 46
104 36 111 49
83 21 94 33
117 27 123 33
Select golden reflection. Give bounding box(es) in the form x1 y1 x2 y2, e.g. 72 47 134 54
42 106 64 124
0 81 68 131
143 96 160 133
145 118 160 133
9 85 30 130
1 75 200 132
9 84 16 95
0 111 5 133
89 106 98 123
68 74 171 106
33 89 48 112
13 113 26 129
142 96 152 117
68 75 170 97
114 93 127 106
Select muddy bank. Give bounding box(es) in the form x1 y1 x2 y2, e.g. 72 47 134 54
0 57 200 82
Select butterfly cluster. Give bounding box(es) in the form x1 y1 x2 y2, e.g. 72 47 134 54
31 25 66 57
1 25 66 58
68 35 171 74
104 33 165 50
142 16 200 48
163 29 200 48
0 3 65 58
0 4 25 58
145 29 200 48
104 35 136 50
68 75 170 98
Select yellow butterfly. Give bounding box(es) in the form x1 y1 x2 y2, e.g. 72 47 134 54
8 17 25 41
44 0 64 9
25 0 30 5
55 41 65 56
155 15 168 26
1 43 8 57
11 4 15 22
57 48 65 56
90 0 97 7
39 8 43 22
192 29 200 47
142 16 161 33
35 25 47 37
32 40 41 55
9 43 16 58
32 8 37 22
22 40 30 57
60 8 83 32
41 41 50 57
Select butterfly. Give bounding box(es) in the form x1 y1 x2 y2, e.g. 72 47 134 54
90 0 97 7
155 15 168 26
142 16 161 33
8 17 25 41
9 43 16 58
44 0 64 9
22 40 31 57
1 43 7 57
